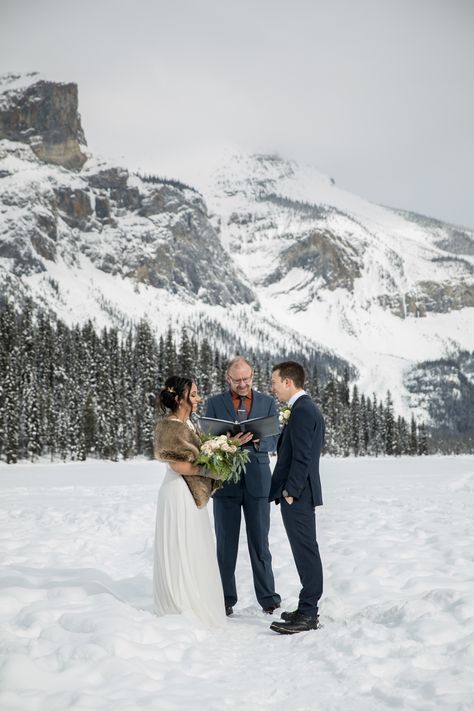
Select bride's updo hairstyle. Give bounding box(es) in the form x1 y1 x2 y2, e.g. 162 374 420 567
158 375 193 416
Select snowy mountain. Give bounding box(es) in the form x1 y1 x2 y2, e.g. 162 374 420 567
1 74 473 433
0 73 338 372
184 152 474 430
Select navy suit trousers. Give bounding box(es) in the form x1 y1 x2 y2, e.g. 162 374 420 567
280 481 323 616
213 480 280 608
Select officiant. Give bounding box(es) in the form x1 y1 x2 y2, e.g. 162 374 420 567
204 356 281 616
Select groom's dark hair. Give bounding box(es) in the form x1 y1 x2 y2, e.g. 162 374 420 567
272 361 305 388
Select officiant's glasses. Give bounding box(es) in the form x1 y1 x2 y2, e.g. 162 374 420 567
227 375 253 385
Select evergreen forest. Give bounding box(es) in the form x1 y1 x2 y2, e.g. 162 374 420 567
0 300 430 463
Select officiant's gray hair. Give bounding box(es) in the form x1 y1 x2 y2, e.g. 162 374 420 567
226 356 254 373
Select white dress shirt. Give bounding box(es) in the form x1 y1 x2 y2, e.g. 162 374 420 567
288 390 306 408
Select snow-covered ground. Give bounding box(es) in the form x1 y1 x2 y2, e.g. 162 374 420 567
0 456 473 710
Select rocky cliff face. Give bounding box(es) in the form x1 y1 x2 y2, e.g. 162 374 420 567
0 73 87 169
0 74 254 308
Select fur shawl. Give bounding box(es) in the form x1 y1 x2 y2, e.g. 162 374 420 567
154 416 221 508
154 416 201 463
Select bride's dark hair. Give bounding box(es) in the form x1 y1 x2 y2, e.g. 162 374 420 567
158 375 194 416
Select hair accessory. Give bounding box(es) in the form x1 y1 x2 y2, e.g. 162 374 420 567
166 386 176 394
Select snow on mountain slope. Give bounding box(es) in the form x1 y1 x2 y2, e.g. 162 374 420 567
185 153 474 416
0 162 332 369
1 75 473 424
0 75 347 374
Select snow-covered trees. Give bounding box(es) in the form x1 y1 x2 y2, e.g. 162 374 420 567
0 301 430 462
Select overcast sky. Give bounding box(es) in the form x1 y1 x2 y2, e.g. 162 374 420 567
1 0 473 228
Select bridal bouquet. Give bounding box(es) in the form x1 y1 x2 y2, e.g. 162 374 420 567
196 434 250 484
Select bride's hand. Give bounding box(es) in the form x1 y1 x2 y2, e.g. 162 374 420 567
231 431 253 446
169 461 201 476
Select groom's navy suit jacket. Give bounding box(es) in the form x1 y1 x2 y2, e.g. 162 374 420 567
269 394 324 506
204 389 278 497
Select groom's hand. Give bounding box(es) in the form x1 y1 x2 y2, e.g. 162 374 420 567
284 496 294 505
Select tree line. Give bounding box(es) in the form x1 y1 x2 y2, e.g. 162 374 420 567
0 300 428 464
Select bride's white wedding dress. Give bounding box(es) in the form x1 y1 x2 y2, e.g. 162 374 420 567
153 462 226 628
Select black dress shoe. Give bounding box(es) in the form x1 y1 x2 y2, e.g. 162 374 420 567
225 606 234 616
280 609 298 621
270 612 320 634
262 602 281 614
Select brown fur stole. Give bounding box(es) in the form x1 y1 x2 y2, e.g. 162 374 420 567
154 417 221 508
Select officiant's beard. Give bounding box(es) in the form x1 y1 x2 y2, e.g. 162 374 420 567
234 384 250 397
227 378 253 397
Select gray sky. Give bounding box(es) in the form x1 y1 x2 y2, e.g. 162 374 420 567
1 0 473 228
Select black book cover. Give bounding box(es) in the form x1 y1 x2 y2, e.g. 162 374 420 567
198 414 279 439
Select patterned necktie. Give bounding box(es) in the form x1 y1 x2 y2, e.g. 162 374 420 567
237 395 247 422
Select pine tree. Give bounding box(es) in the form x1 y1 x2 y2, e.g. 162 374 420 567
156 335 165 388
95 331 114 459
178 327 194 377
321 373 342 455
36 312 55 456
341 367 350 407
198 338 214 397
214 351 227 392
134 320 158 457
376 401 386 455
400 416 409 454
418 423 428 455
384 391 395 455
308 363 320 404
163 325 177 378
22 368 42 461
0 305 19 461
79 392 97 460
67 325 84 461
350 385 361 456
394 416 408 456
118 332 135 459
260 354 272 396
409 414 418 455
3 356 20 463
360 394 369 455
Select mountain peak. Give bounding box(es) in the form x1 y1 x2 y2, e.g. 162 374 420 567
0 74 87 170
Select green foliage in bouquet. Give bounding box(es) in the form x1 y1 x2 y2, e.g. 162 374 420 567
195 434 250 484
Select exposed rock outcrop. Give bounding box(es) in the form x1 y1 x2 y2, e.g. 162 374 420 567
53 187 93 229
0 76 256 307
263 230 362 291
0 76 87 169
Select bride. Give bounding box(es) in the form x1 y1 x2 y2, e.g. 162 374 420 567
153 375 227 627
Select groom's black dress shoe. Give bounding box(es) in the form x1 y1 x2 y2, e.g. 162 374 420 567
280 609 299 622
225 606 234 616
262 603 281 614
270 612 320 634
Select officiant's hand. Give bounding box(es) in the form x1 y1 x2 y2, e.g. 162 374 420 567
231 431 254 445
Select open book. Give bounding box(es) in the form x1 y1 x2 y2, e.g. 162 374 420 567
198 414 280 440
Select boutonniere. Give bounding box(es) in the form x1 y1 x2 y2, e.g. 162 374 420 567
279 406 292 426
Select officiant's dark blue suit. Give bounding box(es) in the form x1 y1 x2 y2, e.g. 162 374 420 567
205 389 281 611
269 394 324 617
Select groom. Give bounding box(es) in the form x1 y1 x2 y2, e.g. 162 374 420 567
269 361 325 634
